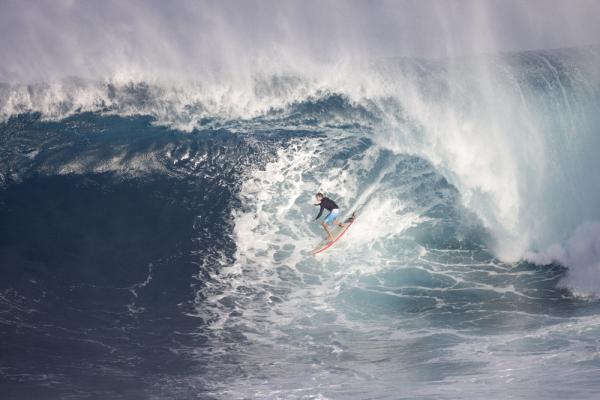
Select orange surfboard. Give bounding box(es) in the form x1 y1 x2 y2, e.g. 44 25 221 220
311 213 356 255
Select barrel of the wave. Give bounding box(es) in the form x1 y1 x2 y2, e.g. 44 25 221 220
311 212 356 255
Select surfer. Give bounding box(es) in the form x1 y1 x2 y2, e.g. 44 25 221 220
314 192 345 242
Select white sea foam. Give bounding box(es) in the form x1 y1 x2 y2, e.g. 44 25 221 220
526 222 600 297
197 133 430 335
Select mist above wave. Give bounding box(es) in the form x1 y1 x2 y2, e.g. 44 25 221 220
2 0 600 82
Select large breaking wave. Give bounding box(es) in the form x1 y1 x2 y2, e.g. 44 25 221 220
3 46 600 296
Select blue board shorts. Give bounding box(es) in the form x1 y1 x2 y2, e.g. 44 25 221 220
324 209 340 225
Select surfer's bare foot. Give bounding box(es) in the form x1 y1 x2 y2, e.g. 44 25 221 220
327 235 334 242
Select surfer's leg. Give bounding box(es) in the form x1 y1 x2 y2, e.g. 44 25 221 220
323 212 335 241
321 222 334 242
330 209 344 228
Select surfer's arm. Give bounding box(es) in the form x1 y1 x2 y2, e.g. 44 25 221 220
315 205 324 220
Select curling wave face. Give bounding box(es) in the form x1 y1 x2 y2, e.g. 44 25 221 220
188 125 600 398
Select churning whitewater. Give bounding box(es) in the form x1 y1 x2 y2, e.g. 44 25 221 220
2 1 600 398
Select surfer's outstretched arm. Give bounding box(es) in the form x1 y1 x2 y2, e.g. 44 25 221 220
315 204 325 220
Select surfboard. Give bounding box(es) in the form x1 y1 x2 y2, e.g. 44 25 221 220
311 212 356 255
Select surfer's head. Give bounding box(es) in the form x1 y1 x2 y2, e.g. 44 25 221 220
316 192 324 201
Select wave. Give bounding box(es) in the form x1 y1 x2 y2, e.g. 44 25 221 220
2 45 600 295
0 63 380 131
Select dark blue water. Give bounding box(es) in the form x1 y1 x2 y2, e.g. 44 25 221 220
0 114 282 398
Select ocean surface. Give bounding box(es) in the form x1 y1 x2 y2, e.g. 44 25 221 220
2 46 600 399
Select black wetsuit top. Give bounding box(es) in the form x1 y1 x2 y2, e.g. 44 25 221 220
315 197 339 220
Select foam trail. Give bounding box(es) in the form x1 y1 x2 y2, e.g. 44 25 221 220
347 156 398 215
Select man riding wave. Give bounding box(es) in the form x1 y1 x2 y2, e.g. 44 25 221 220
314 192 345 242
